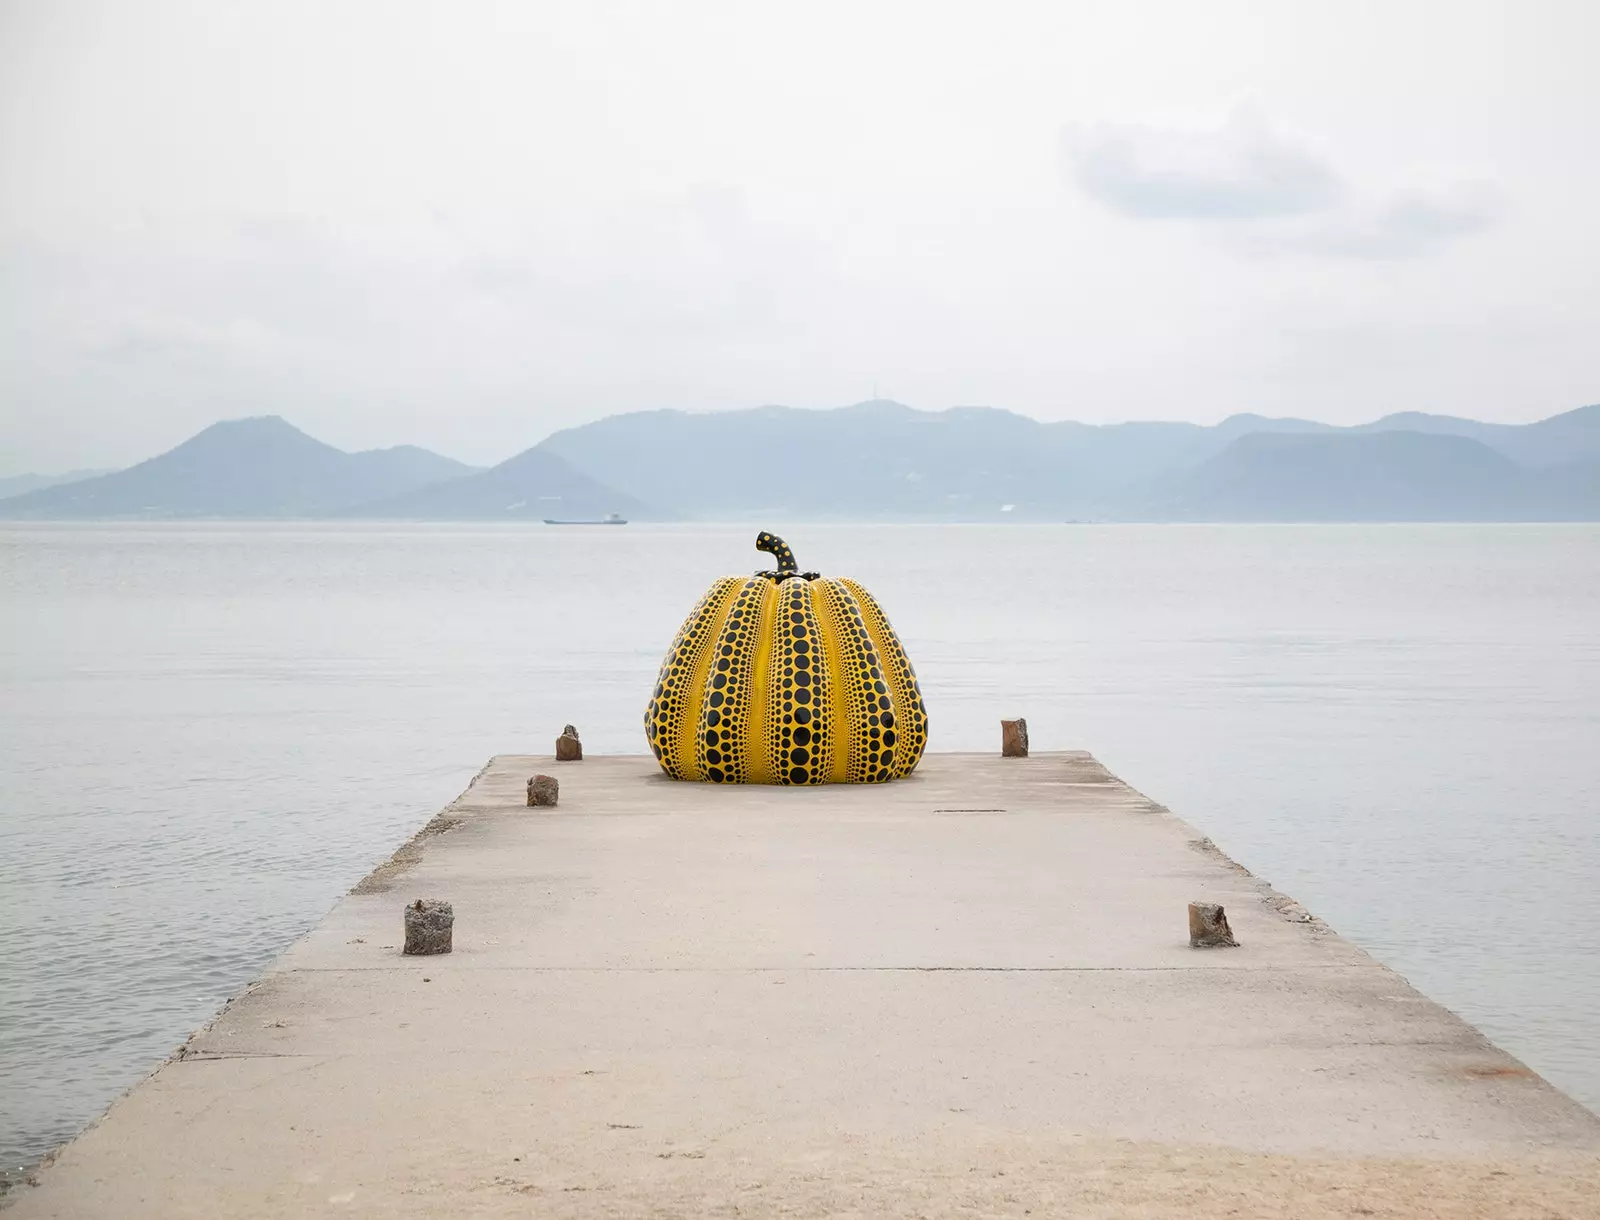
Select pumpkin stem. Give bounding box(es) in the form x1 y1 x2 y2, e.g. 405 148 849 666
755 531 798 576
756 532 820 582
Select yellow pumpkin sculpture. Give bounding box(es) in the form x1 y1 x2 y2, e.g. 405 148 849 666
645 532 929 784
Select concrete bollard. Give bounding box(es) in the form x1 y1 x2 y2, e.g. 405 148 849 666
1001 717 1029 758
555 724 583 761
527 774 559 807
1188 902 1238 948
403 899 454 955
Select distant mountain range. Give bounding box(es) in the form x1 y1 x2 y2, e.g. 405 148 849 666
0 418 481 519
2 401 1597 522
537 400 1600 522
335 444 647 521
0 468 117 499
1163 431 1592 522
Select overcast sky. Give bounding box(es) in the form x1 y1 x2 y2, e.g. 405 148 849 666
1 0 1596 473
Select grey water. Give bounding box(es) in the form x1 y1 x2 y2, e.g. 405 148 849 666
2 522 1597 1175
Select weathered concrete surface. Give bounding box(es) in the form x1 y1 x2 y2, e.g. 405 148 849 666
12 754 1600 1219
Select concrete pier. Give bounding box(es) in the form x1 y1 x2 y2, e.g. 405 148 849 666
12 754 1600 1218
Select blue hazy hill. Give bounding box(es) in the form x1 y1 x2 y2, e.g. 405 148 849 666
337 444 648 521
537 400 1600 521
4 402 1595 522
0 417 479 519
1157 431 1563 522
0 468 117 499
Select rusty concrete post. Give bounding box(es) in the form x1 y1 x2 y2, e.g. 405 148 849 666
403 899 454 955
527 774 559 807
1001 717 1029 758
555 724 583 761
1188 902 1238 947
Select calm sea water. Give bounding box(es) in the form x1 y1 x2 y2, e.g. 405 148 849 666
2 522 1597 1174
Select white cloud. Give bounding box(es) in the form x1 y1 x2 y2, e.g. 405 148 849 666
1283 184 1506 259
1064 109 1341 220
1065 109 1505 261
